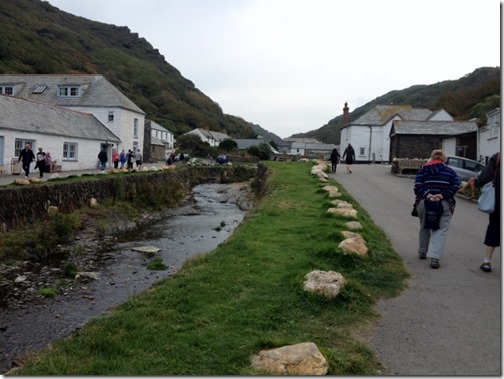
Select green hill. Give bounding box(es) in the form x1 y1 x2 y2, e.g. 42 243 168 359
293 66 500 144
0 0 257 138
0 0 499 145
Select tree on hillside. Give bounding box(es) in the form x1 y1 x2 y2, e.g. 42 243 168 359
219 139 238 152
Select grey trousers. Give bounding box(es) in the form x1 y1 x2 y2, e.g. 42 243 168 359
416 199 454 260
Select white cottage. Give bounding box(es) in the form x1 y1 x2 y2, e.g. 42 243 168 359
0 95 120 173
478 108 501 163
0 74 146 166
184 128 230 147
340 104 453 162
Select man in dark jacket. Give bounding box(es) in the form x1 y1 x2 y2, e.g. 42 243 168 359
98 148 108 171
18 143 35 178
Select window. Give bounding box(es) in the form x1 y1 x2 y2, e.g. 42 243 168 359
0 86 13 95
108 111 114 122
15 139 35 157
33 85 47 94
58 85 80 97
133 118 138 137
359 147 365 156
63 142 78 160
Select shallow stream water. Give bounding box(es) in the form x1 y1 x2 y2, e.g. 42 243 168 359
0 182 252 374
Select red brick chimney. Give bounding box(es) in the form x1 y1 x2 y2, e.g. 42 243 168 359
342 102 350 126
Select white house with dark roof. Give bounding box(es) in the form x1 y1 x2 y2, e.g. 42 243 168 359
0 95 120 173
0 74 146 162
150 120 175 149
184 128 230 147
340 104 453 162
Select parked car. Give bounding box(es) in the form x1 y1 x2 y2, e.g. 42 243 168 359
445 155 485 182
216 155 229 164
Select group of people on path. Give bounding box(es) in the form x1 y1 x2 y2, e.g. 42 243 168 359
329 143 356 174
18 144 57 179
412 149 500 272
328 144 500 273
98 148 142 171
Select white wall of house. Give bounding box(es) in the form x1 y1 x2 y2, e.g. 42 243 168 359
478 109 500 162
65 106 145 155
1 129 110 174
152 128 174 149
442 137 457 156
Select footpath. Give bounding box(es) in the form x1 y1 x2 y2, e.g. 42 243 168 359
332 164 501 376
0 162 168 187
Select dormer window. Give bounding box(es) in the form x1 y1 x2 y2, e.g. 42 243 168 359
0 86 13 95
58 85 80 97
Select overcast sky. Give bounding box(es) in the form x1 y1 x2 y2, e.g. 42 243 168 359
48 0 501 138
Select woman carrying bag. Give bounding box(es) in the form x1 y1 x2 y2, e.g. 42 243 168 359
458 152 500 272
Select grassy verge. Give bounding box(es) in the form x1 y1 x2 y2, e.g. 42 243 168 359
10 161 409 375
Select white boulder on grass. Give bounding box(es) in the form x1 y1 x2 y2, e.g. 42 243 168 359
304 270 346 298
251 342 328 375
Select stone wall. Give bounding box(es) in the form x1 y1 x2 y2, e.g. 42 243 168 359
0 164 265 231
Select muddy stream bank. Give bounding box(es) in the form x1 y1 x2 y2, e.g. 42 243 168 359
0 182 254 374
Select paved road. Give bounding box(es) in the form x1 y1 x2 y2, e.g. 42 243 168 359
332 164 501 375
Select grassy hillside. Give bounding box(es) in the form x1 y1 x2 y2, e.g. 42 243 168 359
294 66 501 144
0 0 257 138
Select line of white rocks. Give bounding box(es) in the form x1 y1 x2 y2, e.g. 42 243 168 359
250 160 368 375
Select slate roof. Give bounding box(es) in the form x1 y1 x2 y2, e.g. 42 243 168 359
150 135 166 146
283 137 322 144
291 142 337 150
0 74 145 114
351 105 434 125
234 139 280 154
150 120 168 132
0 95 120 142
391 120 478 136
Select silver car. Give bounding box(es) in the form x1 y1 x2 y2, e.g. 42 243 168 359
445 155 485 182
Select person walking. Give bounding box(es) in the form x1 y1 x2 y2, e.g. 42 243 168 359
458 152 500 272
329 148 341 173
119 150 127 169
112 149 120 169
34 147 46 178
45 151 56 173
18 143 35 178
413 149 460 269
342 143 356 174
135 149 143 168
97 148 108 171
127 149 135 170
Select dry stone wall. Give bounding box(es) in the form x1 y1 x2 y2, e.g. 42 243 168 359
0 165 264 231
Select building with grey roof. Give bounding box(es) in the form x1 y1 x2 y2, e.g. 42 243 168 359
0 74 146 166
390 120 478 159
339 103 469 162
0 95 120 173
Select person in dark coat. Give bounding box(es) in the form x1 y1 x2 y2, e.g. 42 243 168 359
18 143 35 178
329 148 341 173
342 143 356 174
414 149 460 269
98 148 108 171
458 152 500 272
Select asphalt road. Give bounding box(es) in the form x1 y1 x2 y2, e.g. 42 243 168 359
332 164 501 376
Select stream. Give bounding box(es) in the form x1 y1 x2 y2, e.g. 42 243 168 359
0 182 253 374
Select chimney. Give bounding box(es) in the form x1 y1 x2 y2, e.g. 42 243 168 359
342 102 350 126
